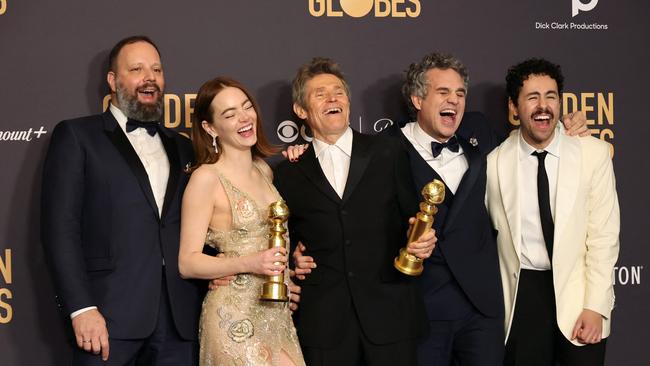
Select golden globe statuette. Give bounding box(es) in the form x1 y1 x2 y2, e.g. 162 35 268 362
260 200 290 302
394 179 445 276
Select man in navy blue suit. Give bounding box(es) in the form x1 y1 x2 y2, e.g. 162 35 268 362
393 53 506 366
41 36 204 365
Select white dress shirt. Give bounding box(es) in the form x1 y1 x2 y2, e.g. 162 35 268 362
312 127 353 198
71 105 169 319
518 126 560 271
110 104 169 215
401 121 468 194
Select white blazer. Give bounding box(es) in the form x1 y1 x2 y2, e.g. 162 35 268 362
486 129 619 346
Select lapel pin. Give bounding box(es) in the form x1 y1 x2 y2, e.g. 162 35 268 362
469 137 478 147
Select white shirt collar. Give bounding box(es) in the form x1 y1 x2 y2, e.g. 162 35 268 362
403 120 462 159
109 103 129 133
412 120 450 147
518 124 561 161
313 127 353 158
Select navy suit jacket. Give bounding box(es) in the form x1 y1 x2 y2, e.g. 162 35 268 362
385 112 504 321
274 130 427 348
40 111 205 340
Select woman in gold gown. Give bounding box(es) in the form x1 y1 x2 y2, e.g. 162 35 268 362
178 77 304 366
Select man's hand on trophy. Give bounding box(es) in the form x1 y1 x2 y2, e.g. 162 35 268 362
282 143 310 162
293 241 316 280
208 253 236 290
405 217 437 259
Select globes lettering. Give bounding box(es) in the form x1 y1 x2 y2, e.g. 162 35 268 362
309 0 420 18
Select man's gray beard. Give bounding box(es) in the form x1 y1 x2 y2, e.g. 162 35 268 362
115 85 163 122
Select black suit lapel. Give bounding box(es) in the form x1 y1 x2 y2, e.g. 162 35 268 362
102 112 160 219
159 129 180 219
341 131 371 204
400 132 444 192
444 136 481 229
400 131 454 233
296 144 341 204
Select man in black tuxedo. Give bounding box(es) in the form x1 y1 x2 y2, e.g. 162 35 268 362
41 36 204 365
274 58 436 366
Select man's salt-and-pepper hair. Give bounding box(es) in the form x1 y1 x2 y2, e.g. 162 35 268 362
292 57 350 110
402 52 469 118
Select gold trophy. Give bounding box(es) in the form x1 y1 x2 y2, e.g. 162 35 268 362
260 200 290 302
394 179 445 276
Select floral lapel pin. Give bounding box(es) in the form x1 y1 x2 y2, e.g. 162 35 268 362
469 137 478 147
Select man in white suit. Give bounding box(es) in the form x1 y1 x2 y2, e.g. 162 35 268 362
486 58 619 366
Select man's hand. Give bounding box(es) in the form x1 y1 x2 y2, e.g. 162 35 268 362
562 111 590 137
571 309 604 344
288 279 301 313
405 217 437 259
293 242 316 280
208 253 236 290
72 309 110 361
208 276 236 290
281 144 310 162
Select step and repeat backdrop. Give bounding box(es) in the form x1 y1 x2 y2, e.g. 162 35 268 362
0 0 648 364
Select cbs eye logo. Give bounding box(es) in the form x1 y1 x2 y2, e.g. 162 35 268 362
0 0 7 15
277 120 313 143
309 0 421 18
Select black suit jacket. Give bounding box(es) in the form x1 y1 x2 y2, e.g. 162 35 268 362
40 111 204 340
385 112 504 321
274 130 427 348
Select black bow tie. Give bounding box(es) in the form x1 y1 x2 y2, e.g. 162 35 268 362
431 136 459 158
126 119 160 136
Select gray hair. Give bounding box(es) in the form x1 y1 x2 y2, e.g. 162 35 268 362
292 57 350 110
402 52 469 118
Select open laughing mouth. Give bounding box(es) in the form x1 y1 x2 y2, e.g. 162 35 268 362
237 124 254 137
324 107 343 115
440 108 457 122
532 111 554 128
137 84 161 101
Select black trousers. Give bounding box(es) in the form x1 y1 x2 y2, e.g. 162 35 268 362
301 303 416 366
73 272 198 366
417 310 504 366
505 269 606 366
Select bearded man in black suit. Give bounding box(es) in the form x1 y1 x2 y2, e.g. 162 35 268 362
41 35 203 365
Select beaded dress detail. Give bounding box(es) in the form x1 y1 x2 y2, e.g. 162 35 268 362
199 166 304 366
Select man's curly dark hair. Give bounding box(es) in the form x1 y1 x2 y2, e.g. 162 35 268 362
506 58 564 106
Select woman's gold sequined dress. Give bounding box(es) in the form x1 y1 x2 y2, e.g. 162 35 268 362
199 168 305 366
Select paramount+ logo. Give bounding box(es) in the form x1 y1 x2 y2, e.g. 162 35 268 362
309 0 421 18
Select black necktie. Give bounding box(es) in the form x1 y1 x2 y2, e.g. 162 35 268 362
126 119 160 136
532 151 554 262
431 135 460 158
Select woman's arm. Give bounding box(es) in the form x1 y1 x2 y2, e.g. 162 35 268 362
178 167 286 279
